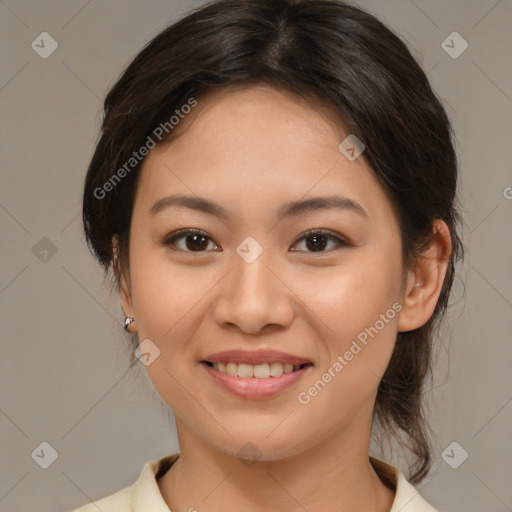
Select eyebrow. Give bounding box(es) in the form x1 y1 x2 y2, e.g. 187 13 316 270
149 193 368 221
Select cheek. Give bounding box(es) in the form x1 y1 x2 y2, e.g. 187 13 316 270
297 253 401 392
129 243 200 336
128 254 204 406
294 274 399 426
298 254 401 337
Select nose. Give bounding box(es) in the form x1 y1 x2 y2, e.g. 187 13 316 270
212 250 295 335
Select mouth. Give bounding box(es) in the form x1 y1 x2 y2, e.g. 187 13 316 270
200 360 314 399
200 360 314 378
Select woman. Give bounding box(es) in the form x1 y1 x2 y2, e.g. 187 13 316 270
75 0 464 510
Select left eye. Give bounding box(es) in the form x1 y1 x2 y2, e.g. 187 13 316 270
162 229 349 254
292 230 350 253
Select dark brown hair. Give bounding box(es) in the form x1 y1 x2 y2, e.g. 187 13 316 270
82 0 465 483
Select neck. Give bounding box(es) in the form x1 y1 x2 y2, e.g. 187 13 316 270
158 419 395 512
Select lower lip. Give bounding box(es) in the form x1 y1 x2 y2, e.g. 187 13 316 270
201 362 313 399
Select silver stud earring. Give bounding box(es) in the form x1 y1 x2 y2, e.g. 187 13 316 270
414 280 424 288
124 317 135 331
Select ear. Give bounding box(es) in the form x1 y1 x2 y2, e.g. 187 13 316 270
397 219 452 333
112 236 137 333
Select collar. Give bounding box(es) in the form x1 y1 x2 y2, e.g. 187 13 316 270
127 452 439 511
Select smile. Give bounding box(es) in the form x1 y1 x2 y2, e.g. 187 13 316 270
203 361 312 378
200 361 314 399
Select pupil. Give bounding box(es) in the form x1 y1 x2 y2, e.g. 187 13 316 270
307 234 327 252
186 234 208 251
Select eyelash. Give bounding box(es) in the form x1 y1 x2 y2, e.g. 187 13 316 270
162 228 350 255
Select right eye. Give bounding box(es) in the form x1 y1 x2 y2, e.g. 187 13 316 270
162 228 220 253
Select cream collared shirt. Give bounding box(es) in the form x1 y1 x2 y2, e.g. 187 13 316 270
72 452 441 511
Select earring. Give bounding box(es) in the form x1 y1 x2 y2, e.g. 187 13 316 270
124 317 135 331
414 280 424 288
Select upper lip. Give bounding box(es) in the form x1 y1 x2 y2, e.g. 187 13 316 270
202 349 313 366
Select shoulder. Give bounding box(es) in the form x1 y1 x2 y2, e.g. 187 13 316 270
70 486 132 512
370 456 443 512
69 452 180 512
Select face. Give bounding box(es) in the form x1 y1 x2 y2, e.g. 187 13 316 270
119 85 408 461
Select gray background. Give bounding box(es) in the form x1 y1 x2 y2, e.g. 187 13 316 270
1 1 511 511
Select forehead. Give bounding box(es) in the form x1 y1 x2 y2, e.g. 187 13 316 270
134 85 395 226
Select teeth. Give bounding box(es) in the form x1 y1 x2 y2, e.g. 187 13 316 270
212 362 303 378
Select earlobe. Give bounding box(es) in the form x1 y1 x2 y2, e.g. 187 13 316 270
123 316 136 332
397 220 452 333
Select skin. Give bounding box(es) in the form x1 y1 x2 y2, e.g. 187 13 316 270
116 84 452 512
